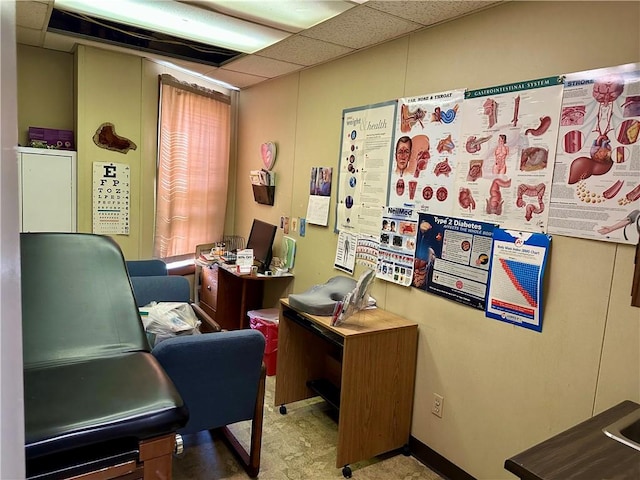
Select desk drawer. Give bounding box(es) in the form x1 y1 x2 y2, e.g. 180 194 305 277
282 308 344 348
200 264 219 308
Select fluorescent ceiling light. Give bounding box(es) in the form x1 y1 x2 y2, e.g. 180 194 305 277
196 1 357 33
154 59 240 91
54 0 291 53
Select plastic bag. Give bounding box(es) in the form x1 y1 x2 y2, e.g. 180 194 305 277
141 302 201 341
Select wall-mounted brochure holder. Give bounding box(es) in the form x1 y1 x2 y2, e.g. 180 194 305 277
252 184 275 206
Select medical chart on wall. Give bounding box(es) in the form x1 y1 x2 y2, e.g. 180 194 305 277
413 213 497 310
334 230 357 274
451 77 564 232
388 90 465 215
92 162 130 235
485 230 550 332
336 101 397 235
355 233 380 270
548 63 640 245
376 206 418 286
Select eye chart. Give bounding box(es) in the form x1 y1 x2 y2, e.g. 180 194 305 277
93 162 130 235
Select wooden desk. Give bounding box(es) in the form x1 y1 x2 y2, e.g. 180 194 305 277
275 299 418 476
198 263 292 331
505 400 640 480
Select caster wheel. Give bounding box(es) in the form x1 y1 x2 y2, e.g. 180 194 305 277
279 405 287 415
402 444 410 456
342 465 352 478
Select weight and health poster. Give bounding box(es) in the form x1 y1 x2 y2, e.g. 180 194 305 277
336 101 397 235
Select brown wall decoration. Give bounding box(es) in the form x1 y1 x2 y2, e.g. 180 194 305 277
93 122 137 154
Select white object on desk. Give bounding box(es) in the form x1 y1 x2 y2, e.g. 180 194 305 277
236 248 253 274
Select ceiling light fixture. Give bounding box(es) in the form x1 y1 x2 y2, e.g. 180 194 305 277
196 0 357 33
54 0 291 53
154 59 239 91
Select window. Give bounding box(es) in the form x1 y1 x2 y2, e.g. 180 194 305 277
155 74 230 258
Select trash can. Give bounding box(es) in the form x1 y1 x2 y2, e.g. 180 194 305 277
248 308 279 376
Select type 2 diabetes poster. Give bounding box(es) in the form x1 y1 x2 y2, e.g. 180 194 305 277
412 213 497 310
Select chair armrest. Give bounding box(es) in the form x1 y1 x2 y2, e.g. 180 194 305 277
190 303 222 332
152 330 266 435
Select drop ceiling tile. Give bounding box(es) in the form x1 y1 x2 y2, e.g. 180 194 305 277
366 0 501 26
255 34 354 66
301 5 423 50
221 55 304 78
169 59 217 76
16 1 49 30
208 69 268 89
42 31 77 52
16 26 44 47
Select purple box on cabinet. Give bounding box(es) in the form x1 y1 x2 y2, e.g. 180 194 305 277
28 127 75 150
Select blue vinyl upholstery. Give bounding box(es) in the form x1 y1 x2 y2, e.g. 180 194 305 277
126 259 168 277
127 261 266 476
20 233 188 476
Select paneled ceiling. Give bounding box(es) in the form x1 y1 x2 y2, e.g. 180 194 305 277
16 1 503 89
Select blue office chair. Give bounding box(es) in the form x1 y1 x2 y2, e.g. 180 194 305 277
128 263 267 477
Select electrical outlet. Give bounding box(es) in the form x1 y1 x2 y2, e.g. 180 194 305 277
432 393 444 418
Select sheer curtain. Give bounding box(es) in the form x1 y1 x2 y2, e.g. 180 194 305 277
155 74 230 258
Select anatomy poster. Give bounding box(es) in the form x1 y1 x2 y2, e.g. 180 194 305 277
92 162 130 235
334 230 357 274
336 101 397 235
413 213 497 310
388 90 465 214
376 206 418 286
548 63 640 244
485 230 550 332
452 77 564 232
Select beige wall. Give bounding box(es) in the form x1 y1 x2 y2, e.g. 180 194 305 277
14 1 640 479
17 44 74 147
18 44 235 260
237 2 640 479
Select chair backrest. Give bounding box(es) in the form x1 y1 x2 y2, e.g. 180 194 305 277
126 259 168 277
130 275 191 307
21 233 149 368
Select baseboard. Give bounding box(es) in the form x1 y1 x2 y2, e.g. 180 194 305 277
409 436 476 480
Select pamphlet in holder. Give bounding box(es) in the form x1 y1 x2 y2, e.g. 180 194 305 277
252 184 275 206
236 249 254 274
331 269 376 326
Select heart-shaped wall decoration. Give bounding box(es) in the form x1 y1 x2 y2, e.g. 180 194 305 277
260 142 277 170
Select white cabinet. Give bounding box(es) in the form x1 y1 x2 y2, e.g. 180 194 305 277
18 147 77 232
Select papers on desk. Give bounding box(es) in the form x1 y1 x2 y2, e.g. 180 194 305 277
196 251 218 267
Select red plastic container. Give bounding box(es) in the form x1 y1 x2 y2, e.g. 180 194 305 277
248 308 279 376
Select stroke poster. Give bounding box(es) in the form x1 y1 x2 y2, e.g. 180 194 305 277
485 230 550 332
547 63 640 245
412 213 497 310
